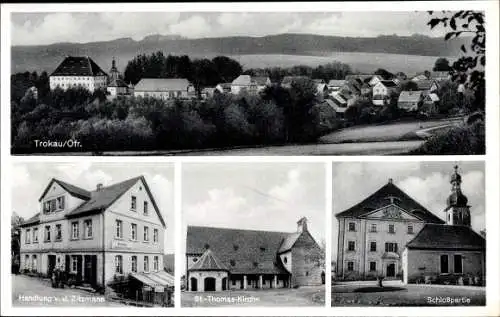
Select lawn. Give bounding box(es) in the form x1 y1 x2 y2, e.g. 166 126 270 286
182 286 325 307
332 282 486 306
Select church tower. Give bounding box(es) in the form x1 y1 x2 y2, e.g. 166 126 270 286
444 165 471 226
109 57 120 82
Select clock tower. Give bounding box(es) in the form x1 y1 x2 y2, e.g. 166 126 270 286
444 165 471 226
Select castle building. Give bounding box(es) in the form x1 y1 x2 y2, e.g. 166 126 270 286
18 176 169 290
336 166 486 285
49 56 108 92
186 217 324 292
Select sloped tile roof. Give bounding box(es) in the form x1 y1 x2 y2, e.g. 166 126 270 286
416 80 433 90
50 56 107 77
39 178 91 202
379 80 398 88
336 181 445 224
252 76 270 86
186 226 295 274
232 75 252 86
406 224 485 250
398 91 423 103
328 80 345 87
134 78 192 92
189 249 229 271
19 213 40 227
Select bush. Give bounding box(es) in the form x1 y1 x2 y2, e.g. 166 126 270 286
411 120 485 155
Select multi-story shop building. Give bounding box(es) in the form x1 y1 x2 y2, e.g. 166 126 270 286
19 176 166 289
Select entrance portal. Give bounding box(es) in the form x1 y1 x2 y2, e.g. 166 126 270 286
47 255 56 277
386 263 395 277
222 277 227 290
84 255 97 286
190 277 198 291
204 277 216 291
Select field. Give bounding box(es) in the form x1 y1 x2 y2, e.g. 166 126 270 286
229 52 450 75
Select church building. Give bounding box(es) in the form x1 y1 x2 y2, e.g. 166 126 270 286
335 166 485 285
186 217 324 292
107 57 131 98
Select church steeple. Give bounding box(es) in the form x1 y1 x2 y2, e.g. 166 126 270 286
444 165 471 226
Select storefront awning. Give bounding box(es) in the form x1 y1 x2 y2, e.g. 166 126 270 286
130 271 174 292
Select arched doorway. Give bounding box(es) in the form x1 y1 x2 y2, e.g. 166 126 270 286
222 277 227 290
204 277 216 291
190 277 198 291
321 271 325 284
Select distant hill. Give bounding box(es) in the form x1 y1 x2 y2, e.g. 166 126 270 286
11 33 467 74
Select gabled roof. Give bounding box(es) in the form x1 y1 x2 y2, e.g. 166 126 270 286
425 93 440 102
188 249 229 271
50 56 107 77
325 98 347 113
378 80 398 88
19 213 40 227
336 180 445 224
278 232 302 253
406 224 485 251
134 78 192 92
415 80 433 90
232 75 253 86
186 225 296 274
66 176 166 227
328 79 345 87
108 77 128 88
398 91 423 103
39 178 91 202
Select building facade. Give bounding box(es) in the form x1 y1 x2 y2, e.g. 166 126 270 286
336 178 444 280
336 167 485 285
19 176 166 289
49 56 108 92
186 217 324 292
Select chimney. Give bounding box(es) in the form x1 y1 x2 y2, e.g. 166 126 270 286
297 217 308 233
96 183 103 191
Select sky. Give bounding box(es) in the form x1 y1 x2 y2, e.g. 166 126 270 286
11 162 175 253
10 11 448 46
181 162 326 275
331 161 485 261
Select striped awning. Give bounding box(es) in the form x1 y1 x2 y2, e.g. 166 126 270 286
130 271 174 292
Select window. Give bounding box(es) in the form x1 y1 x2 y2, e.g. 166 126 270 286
131 256 137 273
348 222 356 232
347 261 354 271
232 280 236 286
131 196 137 210
348 241 355 251
370 241 377 252
44 225 51 242
56 196 65 210
25 255 30 269
283 257 288 264
71 256 78 273
370 224 377 232
84 219 93 238
131 224 137 241
153 229 158 243
260 247 266 251
407 225 414 234
33 228 38 243
143 226 149 242
454 254 463 274
192 258 198 263
369 261 377 272
388 224 395 234
116 220 123 238
71 222 79 240
233 245 239 251
143 201 148 215
115 255 123 274
144 256 149 272
55 224 62 241
440 254 449 273
230 260 236 266
25 229 31 244
385 242 398 253
154 256 159 271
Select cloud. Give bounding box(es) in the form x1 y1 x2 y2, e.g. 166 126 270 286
11 11 443 46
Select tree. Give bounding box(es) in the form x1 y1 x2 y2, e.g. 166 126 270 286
212 56 242 83
428 10 485 111
401 81 419 91
374 68 394 80
433 57 452 71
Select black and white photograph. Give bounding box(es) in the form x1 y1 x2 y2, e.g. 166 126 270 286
331 161 486 306
9 10 485 156
10 162 175 307
181 163 326 306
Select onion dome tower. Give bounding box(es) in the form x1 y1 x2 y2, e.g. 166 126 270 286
444 165 471 226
